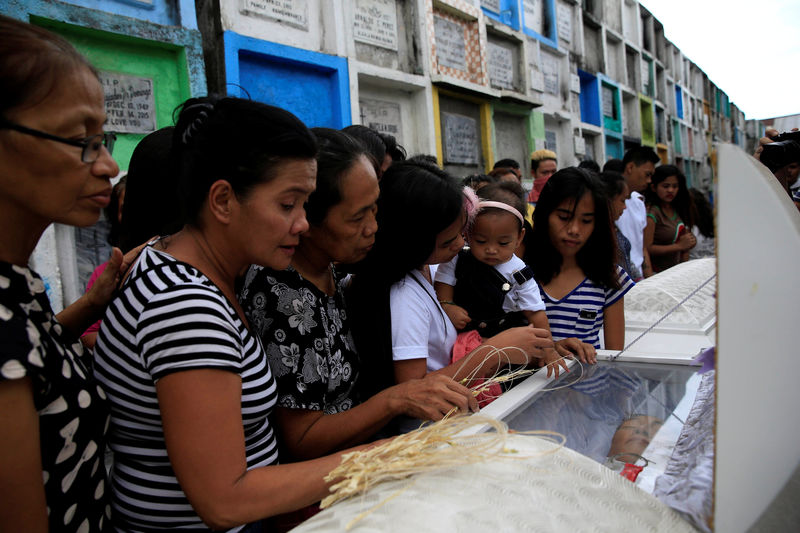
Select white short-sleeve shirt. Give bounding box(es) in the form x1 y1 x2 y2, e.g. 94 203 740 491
616 191 647 273
390 268 457 371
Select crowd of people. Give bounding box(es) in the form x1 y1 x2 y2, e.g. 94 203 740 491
0 15 791 533
462 145 717 282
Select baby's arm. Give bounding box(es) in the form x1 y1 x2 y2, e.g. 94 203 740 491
434 281 471 330
525 309 547 329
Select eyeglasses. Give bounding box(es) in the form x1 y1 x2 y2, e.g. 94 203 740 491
0 118 116 164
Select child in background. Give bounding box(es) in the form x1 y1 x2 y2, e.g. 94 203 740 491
531 167 634 351
488 167 535 225
598 171 637 278
643 165 697 274
688 188 715 259
434 181 567 377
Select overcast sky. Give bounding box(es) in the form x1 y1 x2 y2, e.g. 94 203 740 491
638 0 800 121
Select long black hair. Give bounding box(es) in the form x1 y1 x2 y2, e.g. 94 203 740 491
118 127 184 252
644 164 696 228
354 160 464 286
690 188 714 238
105 175 126 248
348 160 464 400
531 167 620 289
172 96 318 226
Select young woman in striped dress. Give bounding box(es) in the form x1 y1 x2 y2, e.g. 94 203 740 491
530 167 635 352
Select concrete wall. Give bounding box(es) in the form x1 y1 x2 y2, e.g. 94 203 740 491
1 0 747 305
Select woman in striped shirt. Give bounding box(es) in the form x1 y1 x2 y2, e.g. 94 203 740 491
93 97 359 532
530 167 634 352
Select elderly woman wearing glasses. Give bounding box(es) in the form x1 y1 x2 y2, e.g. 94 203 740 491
0 16 128 532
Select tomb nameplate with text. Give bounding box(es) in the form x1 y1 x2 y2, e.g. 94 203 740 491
100 72 156 134
434 15 467 71
354 0 399 51
557 3 572 42
443 112 479 165
241 0 309 30
360 98 404 144
488 42 515 90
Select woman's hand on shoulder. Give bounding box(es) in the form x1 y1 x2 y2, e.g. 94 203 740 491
386 374 478 420
86 241 148 309
484 325 554 365
554 337 596 364
57 242 150 339
85 247 123 310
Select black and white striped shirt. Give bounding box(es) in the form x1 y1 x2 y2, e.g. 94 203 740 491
94 246 278 531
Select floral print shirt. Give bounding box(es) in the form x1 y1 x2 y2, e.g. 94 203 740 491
239 265 360 414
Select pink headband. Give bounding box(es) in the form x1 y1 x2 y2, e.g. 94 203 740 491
478 201 524 226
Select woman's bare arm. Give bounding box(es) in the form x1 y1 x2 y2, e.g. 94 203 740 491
274 374 476 460
157 369 348 530
0 378 49 533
